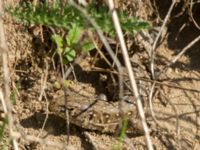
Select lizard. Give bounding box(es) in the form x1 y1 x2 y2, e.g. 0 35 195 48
49 93 145 136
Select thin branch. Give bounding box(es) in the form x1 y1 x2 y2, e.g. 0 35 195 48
150 0 177 79
0 1 19 149
68 0 124 105
147 2 178 148
37 61 49 138
0 89 7 113
189 0 200 30
107 1 153 150
59 53 70 144
38 60 48 101
148 82 161 126
158 34 200 77
68 2 126 145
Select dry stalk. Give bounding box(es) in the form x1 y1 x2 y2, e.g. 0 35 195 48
189 0 200 30
59 52 70 143
151 0 200 78
150 0 177 79
0 89 7 113
107 0 153 150
68 0 124 107
64 54 86 79
38 61 49 101
148 1 200 147
148 0 179 147
92 66 200 93
158 34 200 77
68 1 129 146
148 82 180 148
148 82 161 126
37 61 49 138
0 0 19 149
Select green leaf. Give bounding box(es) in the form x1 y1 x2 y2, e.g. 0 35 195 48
121 17 149 34
63 47 76 63
63 80 70 88
51 34 64 54
0 118 7 141
66 23 83 46
114 117 129 150
81 41 96 53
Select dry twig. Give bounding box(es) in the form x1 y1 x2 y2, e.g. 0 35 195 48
59 52 70 143
107 0 153 150
37 61 49 138
148 0 180 147
188 0 200 30
0 1 19 149
68 0 124 107
158 34 200 77
150 0 177 79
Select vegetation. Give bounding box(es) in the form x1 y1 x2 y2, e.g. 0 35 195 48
7 0 149 64
4 0 150 148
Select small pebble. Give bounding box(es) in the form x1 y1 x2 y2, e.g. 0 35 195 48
98 93 107 101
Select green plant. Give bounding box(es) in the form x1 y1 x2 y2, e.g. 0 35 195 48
0 118 7 141
10 81 20 105
6 0 149 64
0 118 9 150
51 23 96 63
114 117 129 150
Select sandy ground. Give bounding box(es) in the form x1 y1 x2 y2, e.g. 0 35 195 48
1 0 200 149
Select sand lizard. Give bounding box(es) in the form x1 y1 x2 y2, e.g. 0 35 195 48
49 93 144 136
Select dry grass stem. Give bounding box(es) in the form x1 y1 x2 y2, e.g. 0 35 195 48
3 0 200 149
150 0 177 79
0 0 19 149
0 89 7 113
189 0 200 30
158 34 200 77
59 52 70 143
107 0 153 150
69 0 124 102
39 61 49 101
37 62 49 138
